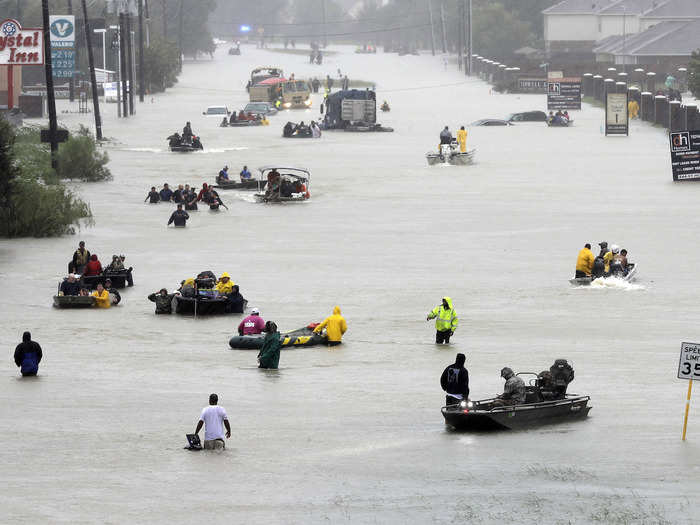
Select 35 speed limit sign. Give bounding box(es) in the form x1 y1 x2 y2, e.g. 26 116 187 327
678 342 700 380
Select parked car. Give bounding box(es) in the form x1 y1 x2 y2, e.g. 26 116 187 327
203 105 230 116
470 119 513 126
506 111 547 122
243 101 278 116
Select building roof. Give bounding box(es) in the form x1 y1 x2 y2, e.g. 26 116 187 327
641 0 700 18
593 18 700 56
599 0 655 15
543 0 617 15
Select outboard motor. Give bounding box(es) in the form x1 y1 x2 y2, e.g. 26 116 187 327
549 359 574 398
439 143 452 161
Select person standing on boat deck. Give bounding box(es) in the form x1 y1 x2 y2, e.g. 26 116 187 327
575 243 595 278
314 306 347 346
14 331 43 377
456 126 467 153
441 353 469 406
167 204 189 227
195 394 231 450
145 186 160 204
70 241 91 274
439 126 453 145
493 367 526 407
238 308 266 335
427 297 458 344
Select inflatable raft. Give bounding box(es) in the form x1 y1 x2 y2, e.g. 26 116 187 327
229 325 326 349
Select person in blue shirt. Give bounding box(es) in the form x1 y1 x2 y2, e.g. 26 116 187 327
240 165 252 180
218 166 229 180
159 183 173 202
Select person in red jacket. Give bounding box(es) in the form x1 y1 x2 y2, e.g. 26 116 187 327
197 183 210 202
84 254 103 276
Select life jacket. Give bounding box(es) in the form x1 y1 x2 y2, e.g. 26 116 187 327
74 249 89 266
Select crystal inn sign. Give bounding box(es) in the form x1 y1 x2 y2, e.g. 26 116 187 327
0 19 45 65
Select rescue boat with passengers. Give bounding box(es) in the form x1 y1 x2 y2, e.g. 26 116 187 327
229 324 326 349
426 143 476 166
254 166 310 203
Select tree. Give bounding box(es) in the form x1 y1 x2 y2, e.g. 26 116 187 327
689 50 700 100
0 116 20 212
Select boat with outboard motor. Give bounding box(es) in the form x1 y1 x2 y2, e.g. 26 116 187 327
213 176 263 190
427 143 476 166
80 267 134 289
547 119 574 127
167 133 203 152
53 295 96 308
442 359 591 430
229 324 326 349
173 274 247 316
569 262 637 286
254 166 310 203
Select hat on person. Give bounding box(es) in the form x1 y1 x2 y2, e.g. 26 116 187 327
251 307 260 315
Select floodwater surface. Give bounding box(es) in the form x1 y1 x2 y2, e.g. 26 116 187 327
1 44 698 524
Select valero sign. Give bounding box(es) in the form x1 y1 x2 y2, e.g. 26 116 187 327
0 19 44 65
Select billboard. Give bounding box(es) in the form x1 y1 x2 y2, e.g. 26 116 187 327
605 92 629 136
0 19 44 65
547 77 582 110
670 130 700 181
49 15 75 78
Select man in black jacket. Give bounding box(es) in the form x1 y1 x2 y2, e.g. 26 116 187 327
14 332 43 376
168 204 190 227
440 353 469 406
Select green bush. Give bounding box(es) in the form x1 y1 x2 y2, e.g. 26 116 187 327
56 125 111 182
144 37 182 93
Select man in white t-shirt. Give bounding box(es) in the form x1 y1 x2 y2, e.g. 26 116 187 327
195 393 231 450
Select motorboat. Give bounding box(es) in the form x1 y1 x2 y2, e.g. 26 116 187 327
222 118 265 127
229 325 326 349
442 360 591 430
53 295 96 308
80 268 134 289
254 166 310 203
547 118 574 127
427 143 476 166
213 177 264 190
569 263 637 286
167 133 203 152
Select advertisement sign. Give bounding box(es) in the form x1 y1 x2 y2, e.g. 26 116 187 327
547 77 582 110
670 130 700 181
0 19 44 65
679 342 700 380
517 78 547 93
605 92 629 136
49 15 75 79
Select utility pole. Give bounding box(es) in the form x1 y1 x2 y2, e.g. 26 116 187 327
144 0 150 47
41 0 59 170
67 0 75 102
81 0 102 139
458 0 464 70
439 0 447 54
138 0 145 102
126 12 134 114
428 0 436 56
467 0 472 75
178 0 184 68
119 12 128 117
161 0 167 36
321 0 328 48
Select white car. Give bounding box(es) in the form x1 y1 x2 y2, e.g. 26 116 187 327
203 105 230 117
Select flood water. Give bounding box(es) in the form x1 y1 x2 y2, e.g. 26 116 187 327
1 44 699 524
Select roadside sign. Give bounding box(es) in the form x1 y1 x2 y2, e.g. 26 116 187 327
0 19 44 65
678 342 700 380
547 77 581 110
605 92 629 136
670 130 700 181
49 15 75 79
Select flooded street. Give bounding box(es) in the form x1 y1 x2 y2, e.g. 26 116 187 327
1 44 699 523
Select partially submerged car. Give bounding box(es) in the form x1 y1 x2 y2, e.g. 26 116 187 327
506 110 547 122
470 119 513 126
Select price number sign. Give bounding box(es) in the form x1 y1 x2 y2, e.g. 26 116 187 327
678 342 700 380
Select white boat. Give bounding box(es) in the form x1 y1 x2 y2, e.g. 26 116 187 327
569 263 638 286
426 143 476 166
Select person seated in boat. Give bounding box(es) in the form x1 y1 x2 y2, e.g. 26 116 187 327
191 136 203 149
215 272 235 295
148 288 176 314
167 133 181 147
104 278 121 305
182 121 193 142
70 241 91 274
280 178 294 198
547 111 554 124
105 254 124 272
91 283 111 308
238 110 248 121
227 285 246 313
159 183 173 202
79 287 90 297
294 121 310 136
492 367 526 407
179 278 196 297
575 243 595 278
60 274 81 296
440 353 469 406
84 254 103 277
380 100 390 111
283 122 295 137
238 308 266 335
220 117 228 127
439 126 453 146
240 166 252 180
145 186 160 204
266 170 281 198
603 244 615 276
218 166 230 182
619 249 629 274
562 111 570 122
609 245 625 277
591 241 609 278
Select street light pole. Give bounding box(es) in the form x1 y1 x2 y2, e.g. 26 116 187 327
81 0 102 140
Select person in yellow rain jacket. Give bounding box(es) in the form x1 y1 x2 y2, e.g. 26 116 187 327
575 243 595 278
91 283 111 308
456 126 467 153
314 306 347 347
427 297 458 344
628 99 639 119
215 272 235 294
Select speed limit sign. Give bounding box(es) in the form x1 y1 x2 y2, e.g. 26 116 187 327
678 342 700 380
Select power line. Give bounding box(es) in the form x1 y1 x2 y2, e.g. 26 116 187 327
211 12 430 27
240 23 432 40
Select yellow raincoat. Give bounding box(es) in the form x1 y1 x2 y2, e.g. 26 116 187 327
456 129 467 153
92 289 111 308
314 306 348 342
575 247 595 276
215 272 235 294
427 297 458 332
